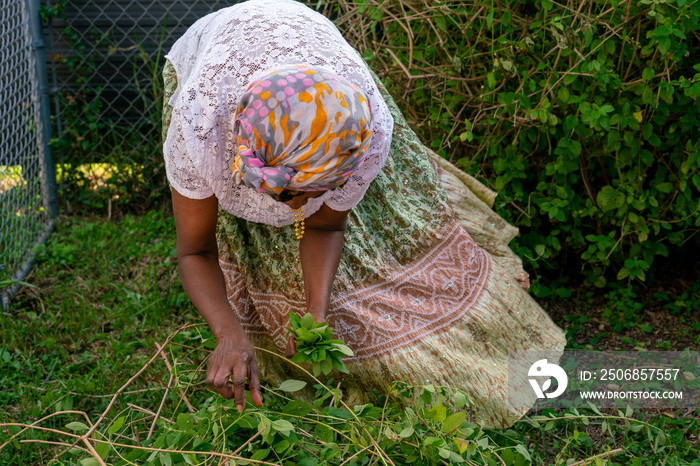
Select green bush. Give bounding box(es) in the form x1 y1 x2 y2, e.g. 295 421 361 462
328 0 700 291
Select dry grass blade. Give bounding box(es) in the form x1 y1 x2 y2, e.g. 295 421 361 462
155 341 196 412
0 410 90 452
84 324 189 438
88 437 284 465
147 372 174 439
569 448 625 465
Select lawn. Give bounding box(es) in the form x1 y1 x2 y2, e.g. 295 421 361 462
1 212 698 465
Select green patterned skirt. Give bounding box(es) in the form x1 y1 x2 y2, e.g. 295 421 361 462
163 61 566 429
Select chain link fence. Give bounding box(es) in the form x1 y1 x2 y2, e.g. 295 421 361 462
1 0 57 310
3 0 325 305
46 0 245 214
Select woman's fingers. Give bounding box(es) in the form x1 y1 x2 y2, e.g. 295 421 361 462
208 363 235 400
247 359 264 407
286 334 297 358
207 344 262 410
231 362 249 412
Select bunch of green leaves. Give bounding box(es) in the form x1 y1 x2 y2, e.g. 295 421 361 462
287 312 354 376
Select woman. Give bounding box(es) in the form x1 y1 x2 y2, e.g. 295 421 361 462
163 0 566 428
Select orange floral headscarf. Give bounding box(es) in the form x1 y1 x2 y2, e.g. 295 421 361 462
232 65 373 195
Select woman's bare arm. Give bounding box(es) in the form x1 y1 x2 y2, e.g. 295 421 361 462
286 203 349 356
171 188 263 411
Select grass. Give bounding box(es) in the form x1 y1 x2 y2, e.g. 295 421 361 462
0 211 698 465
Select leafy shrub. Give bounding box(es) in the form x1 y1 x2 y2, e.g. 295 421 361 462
328 0 700 291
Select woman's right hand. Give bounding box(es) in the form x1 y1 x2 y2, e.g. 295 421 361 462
206 333 264 412
172 189 264 412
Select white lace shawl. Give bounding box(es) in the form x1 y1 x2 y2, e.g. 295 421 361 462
163 0 394 226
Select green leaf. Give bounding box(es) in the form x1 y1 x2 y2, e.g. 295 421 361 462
272 419 295 436
282 400 313 416
424 436 444 447
587 402 602 415
399 426 415 438
94 442 109 459
324 406 353 419
443 411 467 433
301 313 316 330
65 422 89 432
596 186 625 212
515 444 532 461
250 448 270 461
315 422 335 443
486 9 495 28
331 356 349 373
487 72 497 89
454 391 467 410
193 442 214 452
298 457 319 466
656 182 673 193
279 379 307 392
427 403 447 423
334 343 354 356
160 453 173 466
79 459 101 466
320 357 333 375
557 87 569 103
275 440 290 453
107 416 124 435
435 15 447 32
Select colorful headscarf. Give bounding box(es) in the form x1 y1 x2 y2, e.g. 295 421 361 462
231 65 373 195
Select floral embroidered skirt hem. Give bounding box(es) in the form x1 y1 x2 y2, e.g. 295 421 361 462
163 61 567 429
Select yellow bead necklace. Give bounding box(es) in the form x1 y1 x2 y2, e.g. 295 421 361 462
293 207 305 240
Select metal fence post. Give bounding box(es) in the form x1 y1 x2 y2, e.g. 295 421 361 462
26 0 58 218
0 0 57 310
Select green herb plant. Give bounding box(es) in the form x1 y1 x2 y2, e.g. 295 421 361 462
287 312 354 376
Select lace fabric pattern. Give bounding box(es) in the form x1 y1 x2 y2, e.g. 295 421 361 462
163 0 394 226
